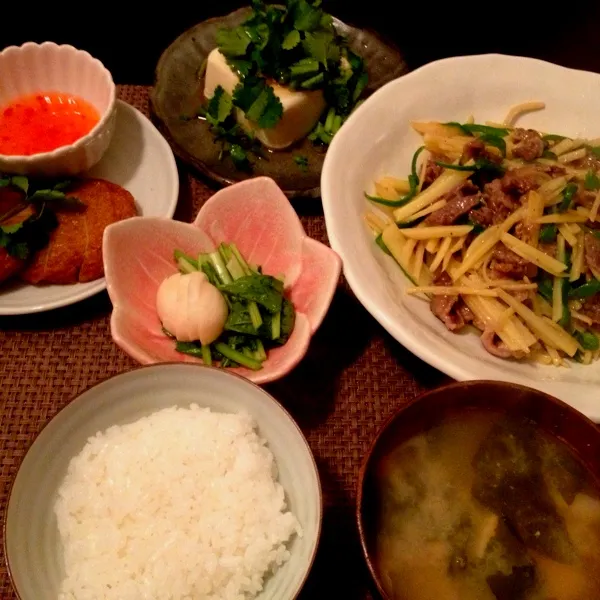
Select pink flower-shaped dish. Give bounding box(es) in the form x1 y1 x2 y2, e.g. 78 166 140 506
103 177 342 384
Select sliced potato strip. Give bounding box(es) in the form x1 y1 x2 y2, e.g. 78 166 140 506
400 225 473 240
500 233 567 276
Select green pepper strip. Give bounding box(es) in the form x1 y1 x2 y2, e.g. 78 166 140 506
365 146 425 207
558 183 578 212
577 330 600 351
568 279 600 299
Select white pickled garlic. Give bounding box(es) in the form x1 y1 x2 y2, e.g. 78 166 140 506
156 271 228 345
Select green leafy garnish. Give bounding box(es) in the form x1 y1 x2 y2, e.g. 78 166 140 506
292 0 324 31
445 122 510 137
375 233 392 256
365 193 411 208
282 29 301 50
10 175 29 194
479 133 506 157
203 0 367 159
576 330 600 351
569 279 600 299
199 86 262 169
233 78 283 128
558 182 578 212
542 134 566 143
590 146 600 158
0 175 79 260
219 274 284 314
539 224 558 244
435 158 505 177
584 170 600 191
0 201 58 260
467 220 486 235
0 222 23 235
541 150 557 160
168 242 296 371
206 86 234 125
303 31 339 66
294 154 309 171
538 278 553 303
215 27 252 57
367 146 425 208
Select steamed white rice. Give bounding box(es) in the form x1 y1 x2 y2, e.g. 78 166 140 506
54 404 301 600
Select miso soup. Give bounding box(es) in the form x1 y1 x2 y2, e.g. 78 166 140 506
374 411 600 600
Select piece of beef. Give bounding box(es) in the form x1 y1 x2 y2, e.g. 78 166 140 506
421 158 444 190
429 271 467 331
540 164 567 177
456 303 475 326
573 154 600 172
584 232 600 280
481 328 514 359
469 179 520 227
574 188 597 209
462 138 502 164
511 128 545 161
500 167 541 196
490 243 538 279
423 181 482 226
580 295 600 324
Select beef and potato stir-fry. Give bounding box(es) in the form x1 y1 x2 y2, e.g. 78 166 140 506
366 102 600 366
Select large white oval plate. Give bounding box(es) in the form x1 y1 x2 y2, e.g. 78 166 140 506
322 54 600 421
0 100 179 315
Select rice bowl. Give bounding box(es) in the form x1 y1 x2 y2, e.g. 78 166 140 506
4 363 321 600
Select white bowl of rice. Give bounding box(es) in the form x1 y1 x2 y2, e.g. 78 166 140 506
4 363 321 600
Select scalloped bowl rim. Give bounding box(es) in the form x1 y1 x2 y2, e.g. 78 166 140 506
104 177 342 384
0 41 116 164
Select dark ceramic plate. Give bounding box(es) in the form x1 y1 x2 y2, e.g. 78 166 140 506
151 7 408 198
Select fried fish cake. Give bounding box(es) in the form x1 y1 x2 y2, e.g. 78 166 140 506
21 179 137 284
0 248 25 284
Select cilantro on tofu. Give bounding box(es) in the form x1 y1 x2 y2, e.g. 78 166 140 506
202 0 368 168
198 87 263 170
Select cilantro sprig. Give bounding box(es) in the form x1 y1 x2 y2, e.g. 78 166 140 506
199 87 264 170
202 0 368 168
0 175 83 260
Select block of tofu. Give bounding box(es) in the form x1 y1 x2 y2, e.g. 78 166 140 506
204 48 326 150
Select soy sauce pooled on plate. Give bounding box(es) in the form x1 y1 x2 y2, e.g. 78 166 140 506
0 92 99 155
374 411 600 599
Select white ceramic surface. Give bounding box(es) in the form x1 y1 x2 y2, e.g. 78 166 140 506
0 100 179 316
5 363 321 600
322 54 600 421
0 42 116 176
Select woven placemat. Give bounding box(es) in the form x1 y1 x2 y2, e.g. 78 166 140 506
0 85 448 600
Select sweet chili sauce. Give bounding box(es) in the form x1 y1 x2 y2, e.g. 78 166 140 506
0 92 100 156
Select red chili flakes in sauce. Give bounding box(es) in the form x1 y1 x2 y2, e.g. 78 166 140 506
0 92 100 156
